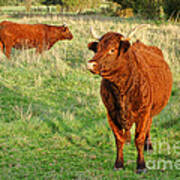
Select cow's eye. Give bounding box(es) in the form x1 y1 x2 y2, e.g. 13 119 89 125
109 48 115 54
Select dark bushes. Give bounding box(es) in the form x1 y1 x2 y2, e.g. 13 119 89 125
110 0 179 20
163 0 180 20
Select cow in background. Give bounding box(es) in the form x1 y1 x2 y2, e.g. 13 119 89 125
87 25 172 173
0 21 73 58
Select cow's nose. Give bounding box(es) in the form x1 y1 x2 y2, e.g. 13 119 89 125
69 34 73 39
87 60 97 71
67 34 73 40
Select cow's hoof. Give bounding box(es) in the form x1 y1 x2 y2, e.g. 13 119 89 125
136 168 147 174
114 162 124 171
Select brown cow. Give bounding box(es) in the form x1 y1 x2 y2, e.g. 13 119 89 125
87 27 172 173
0 21 73 58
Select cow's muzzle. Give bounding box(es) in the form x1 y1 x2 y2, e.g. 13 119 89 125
68 34 73 40
87 60 98 74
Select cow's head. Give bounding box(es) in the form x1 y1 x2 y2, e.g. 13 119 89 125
87 32 130 76
87 25 148 77
59 24 73 40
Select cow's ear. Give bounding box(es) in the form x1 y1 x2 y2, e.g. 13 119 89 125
119 40 130 55
61 26 67 32
88 42 98 53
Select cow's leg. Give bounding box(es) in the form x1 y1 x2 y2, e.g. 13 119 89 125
0 41 4 53
5 45 12 59
107 113 125 170
36 43 44 54
135 111 149 173
144 117 153 151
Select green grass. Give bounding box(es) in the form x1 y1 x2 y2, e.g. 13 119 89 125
0 15 179 179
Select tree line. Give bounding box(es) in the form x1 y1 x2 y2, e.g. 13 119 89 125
0 0 179 20
110 0 179 20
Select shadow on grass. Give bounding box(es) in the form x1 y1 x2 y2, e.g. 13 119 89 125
0 81 102 140
0 83 33 122
1 83 108 155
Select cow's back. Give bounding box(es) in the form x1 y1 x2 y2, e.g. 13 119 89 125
0 21 46 48
132 41 172 116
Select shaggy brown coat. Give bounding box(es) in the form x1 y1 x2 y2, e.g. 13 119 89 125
87 32 172 173
0 21 73 58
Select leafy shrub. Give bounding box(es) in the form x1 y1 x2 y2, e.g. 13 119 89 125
61 0 102 12
109 0 132 9
115 8 134 17
163 0 180 20
110 0 162 19
132 0 162 19
101 2 121 16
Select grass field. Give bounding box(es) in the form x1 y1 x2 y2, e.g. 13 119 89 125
0 15 179 179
